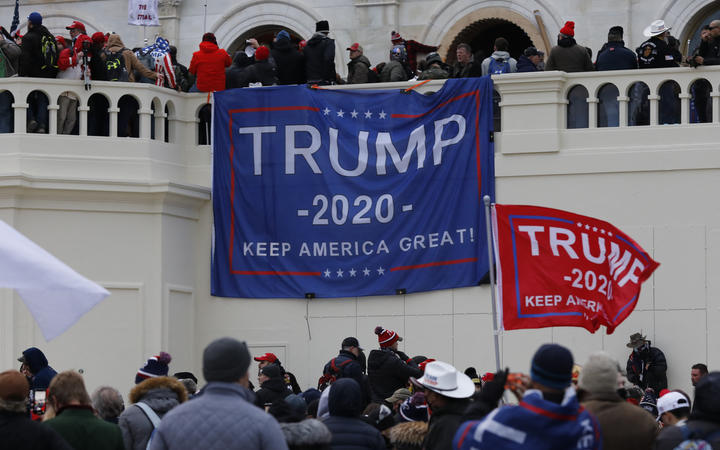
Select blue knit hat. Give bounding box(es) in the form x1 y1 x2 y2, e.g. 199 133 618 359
135 352 171 384
530 344 573 389
276 30 290 42
28 12 42 25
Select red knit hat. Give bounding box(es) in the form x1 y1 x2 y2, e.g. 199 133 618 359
560 21 575 37
391 30 402 42
375 326 402 348
255 45 270 61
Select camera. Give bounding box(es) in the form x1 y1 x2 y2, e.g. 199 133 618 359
82 40 91 52
29 389 47 419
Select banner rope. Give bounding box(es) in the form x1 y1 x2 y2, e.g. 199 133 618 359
403 79 431 93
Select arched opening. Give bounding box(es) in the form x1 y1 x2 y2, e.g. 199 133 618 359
26 90 49 134
198 104 212 145
0 91 15 133
658 80 681 125
164 101 175 143
57 92 80 135
492 89 502 131
88 93 110 137
597 84 620 128
446 18 534 65
118 95 140 138
151 97 162 141
628 82 650 126
566 85 589 129
690 79 712 123
226 25 304 59
680 0 720 55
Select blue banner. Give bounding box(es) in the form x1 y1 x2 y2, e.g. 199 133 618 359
212 78 495 298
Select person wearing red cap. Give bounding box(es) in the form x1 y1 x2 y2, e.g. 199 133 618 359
244 45 278 86
367 326 422 403
545 21 593 73
254 352 302 394
188 32 231 92
390 30 438 75
346 43 371 84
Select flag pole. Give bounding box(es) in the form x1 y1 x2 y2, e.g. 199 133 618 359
483 195 501 372
203 3 208 34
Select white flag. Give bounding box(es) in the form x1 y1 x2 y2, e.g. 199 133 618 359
128 0 160 26
0 220 110 341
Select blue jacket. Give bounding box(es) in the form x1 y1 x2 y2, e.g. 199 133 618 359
595 41 637 71
149 382 288 450
453 388 601 450
21 347 57 390
516 55 538 72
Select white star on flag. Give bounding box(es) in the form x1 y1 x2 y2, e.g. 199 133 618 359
337 110 345 117
377 267 385 275
363 267 371 276
364 111 372 118
349 268 357 277
323 107 330 115
351 110 358 118
324 269 331 277
336 268 344 277
379 110 387 119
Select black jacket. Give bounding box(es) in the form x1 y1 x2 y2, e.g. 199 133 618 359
626 343 667 392
271 39 306 85
254 377 290 407
226 52 252 89
422 398 471 450
516 55 538 72
323 378 385 450
19 24 57 78
654 420 720 450
0 411 73 450
367 348 422 402
245 59 278 86
637 36 678 69
304 32 335 84
596 40 638 70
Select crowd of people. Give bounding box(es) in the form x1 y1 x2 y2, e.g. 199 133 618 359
2 13 718 137
2 327 717 450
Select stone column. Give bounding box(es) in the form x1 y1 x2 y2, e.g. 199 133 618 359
159 0 183 46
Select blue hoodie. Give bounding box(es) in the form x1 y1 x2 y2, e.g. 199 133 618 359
21 347 57 390
453 388 601 450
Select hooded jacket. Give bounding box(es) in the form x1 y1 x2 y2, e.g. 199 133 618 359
226 52 252 89
304 32 335 84
118 376 187 450
516 55 539 72
255 376 291 407
388 421 428 450
581 391 657 450
188 40 231 92
347 54 371 84
271 39 306 85
105 35 156 83
595 40 638 71
481 51 518 76
367 348 422 402
545 36 593 73
244 59 278 86
21 347 57 390
322 378 385 449
453 388 602 450
279 418 332 450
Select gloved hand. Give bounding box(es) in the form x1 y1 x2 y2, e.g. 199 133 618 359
479 368 509 406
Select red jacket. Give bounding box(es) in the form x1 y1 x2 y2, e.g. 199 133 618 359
189 41 231 92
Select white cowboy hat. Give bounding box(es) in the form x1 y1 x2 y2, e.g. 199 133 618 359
643 20 671 38
413 361 475 399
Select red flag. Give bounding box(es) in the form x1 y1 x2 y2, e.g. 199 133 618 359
492 204 659 333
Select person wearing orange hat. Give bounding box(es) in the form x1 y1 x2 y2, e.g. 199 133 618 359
367 326 422 402
545 20 593 73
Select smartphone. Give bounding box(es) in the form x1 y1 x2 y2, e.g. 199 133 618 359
30 389 47 419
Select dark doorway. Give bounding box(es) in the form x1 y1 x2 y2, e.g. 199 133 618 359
447 19 534 65
227 25 304 58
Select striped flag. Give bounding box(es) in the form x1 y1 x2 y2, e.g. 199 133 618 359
9 0 19 33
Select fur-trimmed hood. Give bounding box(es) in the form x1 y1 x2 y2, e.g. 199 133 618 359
387 421 428 447
129 376 188 405
279 419 332 446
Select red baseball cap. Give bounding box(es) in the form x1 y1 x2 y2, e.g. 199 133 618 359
66 21 86 33
253 352 278 363
346 43 362 52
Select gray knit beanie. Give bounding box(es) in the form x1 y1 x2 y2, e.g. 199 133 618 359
202 337 251 382
578 351 621 394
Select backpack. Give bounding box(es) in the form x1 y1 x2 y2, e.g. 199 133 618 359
317 357 353 391
488 57 511 74
672 425 720 450
105 49 129 81
39 30 58 75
